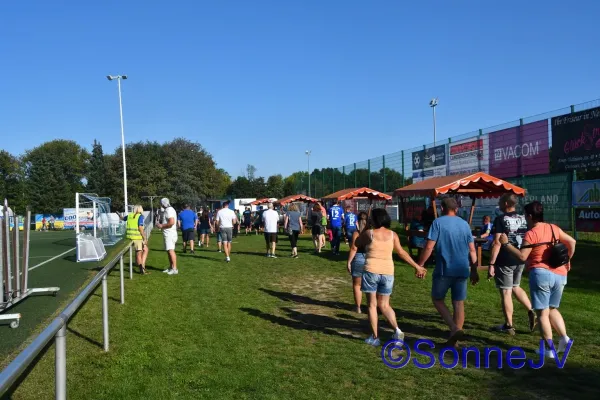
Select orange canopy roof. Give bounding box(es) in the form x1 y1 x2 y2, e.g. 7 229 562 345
322 187 392 201
274 194 319 206
250 198 272 205
393 172 525 198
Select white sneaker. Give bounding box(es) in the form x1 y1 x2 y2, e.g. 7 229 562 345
558 336 572 353
271 254 277 259
226 257 231 263
167 269 179 275
392 329 405 342
535 347 556 359
266 254 271 258
163 268 171 273
365 335 381 346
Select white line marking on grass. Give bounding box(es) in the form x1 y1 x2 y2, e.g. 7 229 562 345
28 247 76 272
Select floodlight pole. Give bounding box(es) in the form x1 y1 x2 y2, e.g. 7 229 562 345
429 98 438 146
141 195 161 218
306 151 311 197
107 75 129 214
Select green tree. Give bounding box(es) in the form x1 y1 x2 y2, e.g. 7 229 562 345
87 139 107 195
0 150 26 212
266 174 284 198
24 140 89 214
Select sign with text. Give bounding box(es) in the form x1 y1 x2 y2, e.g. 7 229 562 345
449 136 489 175
551 107 600 172
572 180 600 207
488 120 549 178
575 208 600 232
63 208 96 230
412 145 447 182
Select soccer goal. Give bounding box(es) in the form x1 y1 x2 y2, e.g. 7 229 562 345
75 193 126 262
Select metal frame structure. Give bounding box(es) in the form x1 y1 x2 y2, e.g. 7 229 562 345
1 202 60 328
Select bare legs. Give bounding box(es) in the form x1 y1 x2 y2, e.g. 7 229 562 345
500 286 533 326
366 293 399 339
352 277 362 313
433 299 464 337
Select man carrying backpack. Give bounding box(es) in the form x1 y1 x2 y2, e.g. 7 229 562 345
489 194 537 335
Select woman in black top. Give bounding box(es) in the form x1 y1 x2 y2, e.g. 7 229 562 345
311 203 324 253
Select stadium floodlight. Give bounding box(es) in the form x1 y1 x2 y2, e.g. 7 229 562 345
106 74 129 214
429 97 439 145
305 150 312 197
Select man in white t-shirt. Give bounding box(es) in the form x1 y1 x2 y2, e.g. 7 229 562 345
216 201 238 263
262 203 280 258
155 198 179 275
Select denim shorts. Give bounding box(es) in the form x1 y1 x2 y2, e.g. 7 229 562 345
529 268 567 310
216 232 223 242
361 271 394 295
351 253 366 278
198 228 210 235
432 276 468 301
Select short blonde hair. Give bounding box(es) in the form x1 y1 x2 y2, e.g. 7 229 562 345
134 205 144 214
288 204 299 212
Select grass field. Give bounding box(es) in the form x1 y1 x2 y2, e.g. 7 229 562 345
1 230 129 360
4 228 600 400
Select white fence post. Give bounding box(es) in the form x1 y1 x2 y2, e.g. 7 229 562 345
102 275 109 352
55 324 67 400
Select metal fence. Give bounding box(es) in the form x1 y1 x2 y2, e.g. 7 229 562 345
295 98 600 197
0 213 154 399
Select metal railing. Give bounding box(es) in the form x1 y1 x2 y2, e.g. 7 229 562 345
0 219 150 399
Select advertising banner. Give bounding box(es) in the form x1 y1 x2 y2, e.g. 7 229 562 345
7 216 24 231
449 136 489 175
572 180 600 207
551 107 600 172
412 145 447 182
35 214 65 230
488 120 550 178
575 208 600 232
63 208 96 230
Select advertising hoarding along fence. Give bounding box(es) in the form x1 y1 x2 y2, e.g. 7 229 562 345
551 107 600 172
412 144 447 182
35 214 65 230
488 120 549 179
572 180 600 207
63 208 95 230
575 208 600 232
449 136 489 175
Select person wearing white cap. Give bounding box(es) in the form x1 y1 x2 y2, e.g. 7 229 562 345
155 197 179 275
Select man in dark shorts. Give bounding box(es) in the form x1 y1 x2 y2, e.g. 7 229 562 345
262 203 279 258
489 193 536 335
178 203 198 254
243 207 252 234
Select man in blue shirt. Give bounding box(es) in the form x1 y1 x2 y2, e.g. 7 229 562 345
178 203 198 254
328 201 344 255
418 197 479 347
343 206 358 245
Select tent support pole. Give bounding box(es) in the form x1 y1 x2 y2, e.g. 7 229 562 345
468 196 476 226
431 196 438 219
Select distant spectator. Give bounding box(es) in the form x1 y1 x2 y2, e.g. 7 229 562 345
216 201 238 263
178 203 198 254
125 205 150 274
197 207 213 248
284 204 303 258
156 198 178 275
263 203 280 258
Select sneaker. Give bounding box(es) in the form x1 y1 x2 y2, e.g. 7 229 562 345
226 257 231 263
528 310 538 332
493 324 516 336
271 255 277 259
266 254 271 258
535 347 556 359
392 329 405 342
167 269 179 275
163 268 172 273
218 250 222 253
365 335 381 347
558 336 572 353
198 242 202 246
190 251 195 255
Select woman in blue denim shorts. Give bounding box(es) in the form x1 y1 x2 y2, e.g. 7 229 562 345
346 212 369 313
354 209 427 347
500 201 576 358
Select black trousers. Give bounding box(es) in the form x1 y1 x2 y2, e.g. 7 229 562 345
289 230 300 248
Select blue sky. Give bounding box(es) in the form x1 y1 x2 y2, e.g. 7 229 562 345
1 0 599 179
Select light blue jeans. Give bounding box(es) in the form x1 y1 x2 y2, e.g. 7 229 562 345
529 268 567 310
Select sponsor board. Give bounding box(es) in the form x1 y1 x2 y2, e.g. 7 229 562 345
488 120 549 178
63 208 96 230
575 208 600 232
412 145 447 182
551 107 600 172
449 136 489 175
35 214 65 230
572 180 600 207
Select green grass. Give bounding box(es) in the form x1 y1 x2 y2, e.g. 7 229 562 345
5 228 600 400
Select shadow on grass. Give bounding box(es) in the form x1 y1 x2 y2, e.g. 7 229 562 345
67 327 103 349
240 307 365 341
259 288 355 311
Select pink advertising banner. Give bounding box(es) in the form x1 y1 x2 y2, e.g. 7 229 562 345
488 120 550 178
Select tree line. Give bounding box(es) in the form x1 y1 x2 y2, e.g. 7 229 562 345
1 138 412 216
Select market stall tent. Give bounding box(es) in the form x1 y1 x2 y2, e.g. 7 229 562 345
393 172 525 223
322 187 392 202
274 195 319 207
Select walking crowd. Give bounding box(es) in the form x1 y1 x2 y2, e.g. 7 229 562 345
126 194 576 357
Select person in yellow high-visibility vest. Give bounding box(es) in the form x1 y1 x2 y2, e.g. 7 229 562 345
125 205 150 275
